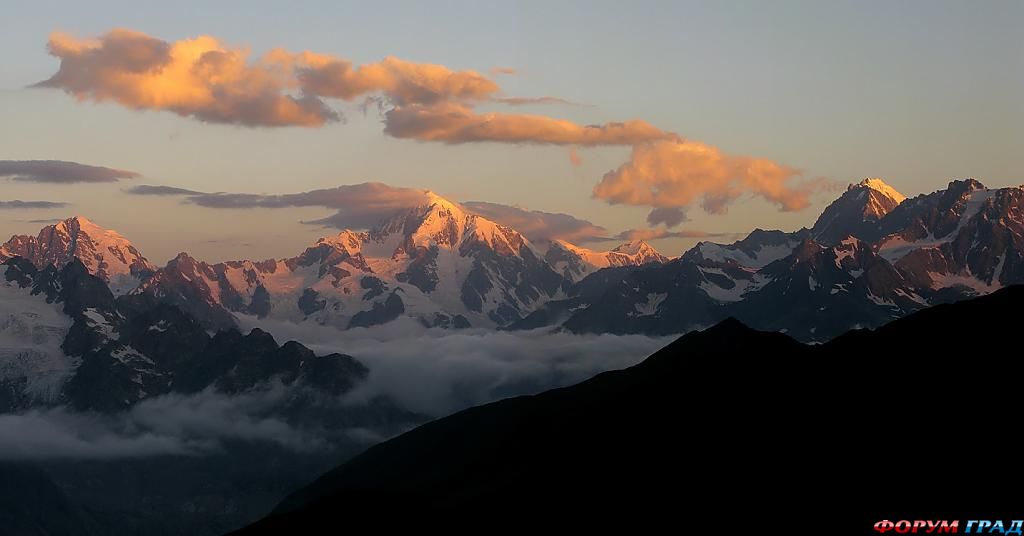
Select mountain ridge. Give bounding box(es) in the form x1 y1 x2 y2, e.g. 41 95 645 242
4 178 1021 341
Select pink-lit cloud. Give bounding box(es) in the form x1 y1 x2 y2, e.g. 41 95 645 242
593 139 820 215
38 29 824 221
383 103 669 146
568 147 583 167
489 67 518 76
37 29 339 127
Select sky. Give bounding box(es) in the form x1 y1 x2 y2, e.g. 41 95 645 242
0 0 1021 263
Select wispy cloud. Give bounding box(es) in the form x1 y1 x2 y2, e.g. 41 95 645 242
494 96 587 107
611 227 728 242
0 160 138 183
0 200 69 209
124 181 434 230
462 201 608 243
123 185 203 196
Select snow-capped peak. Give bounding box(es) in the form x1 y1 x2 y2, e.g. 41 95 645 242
856 178 906 204
0 216 154 286
609 240 669 264
365 192 530 258
612 240 653 256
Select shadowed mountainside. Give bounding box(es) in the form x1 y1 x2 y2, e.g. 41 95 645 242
237 285 1023 532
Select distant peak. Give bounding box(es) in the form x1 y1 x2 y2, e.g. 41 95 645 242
852 178 906 203
611 240 651 255
947 178 987 193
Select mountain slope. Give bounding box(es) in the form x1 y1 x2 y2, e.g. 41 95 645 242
0 217 154 292
0 462 102 536
237 285 1022 532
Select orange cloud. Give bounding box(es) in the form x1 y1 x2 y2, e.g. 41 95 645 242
296 55 498 106
37 28 824 218
593 139 817 216
36 30 499 127
37 29 338 127
383 103 670 146
490 67 518 76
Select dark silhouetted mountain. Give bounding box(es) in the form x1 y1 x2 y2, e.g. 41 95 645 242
237 285 1022 532
0 462 102 536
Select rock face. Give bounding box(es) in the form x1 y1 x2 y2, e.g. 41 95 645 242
811 178 906 245
516 178 1024 342
0 216 155 291
0 257 368 413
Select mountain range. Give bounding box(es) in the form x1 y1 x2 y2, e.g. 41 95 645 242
4 178 1020 344
1 194 667 334
2 177 1021 534
515 177 1023 340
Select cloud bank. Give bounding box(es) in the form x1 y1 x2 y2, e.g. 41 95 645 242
0 321 673 459
239 316 674 417
0 387 317 460
38 28 823 219
0 160 139 183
